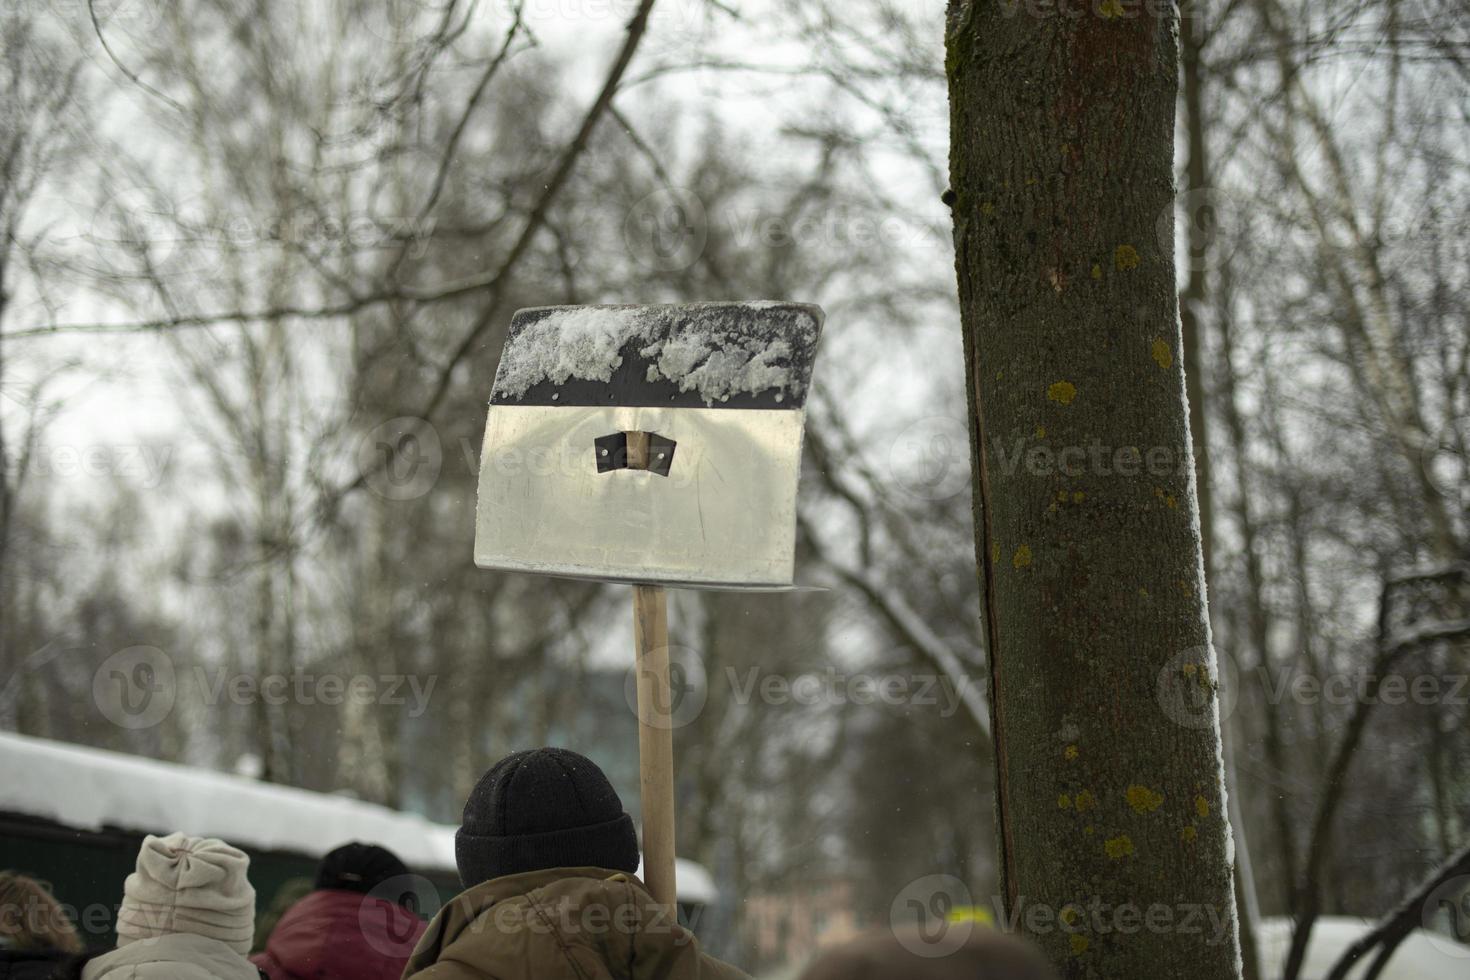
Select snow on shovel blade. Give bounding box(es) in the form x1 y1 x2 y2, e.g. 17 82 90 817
474 302 824 589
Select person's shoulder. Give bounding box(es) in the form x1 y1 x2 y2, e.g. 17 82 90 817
403 950 502 980
54 949 107 980
531 872 632 904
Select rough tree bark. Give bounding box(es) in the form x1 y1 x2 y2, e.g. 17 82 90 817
945 3 1242 976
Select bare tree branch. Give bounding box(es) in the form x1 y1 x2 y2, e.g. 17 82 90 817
1324 840 1470 980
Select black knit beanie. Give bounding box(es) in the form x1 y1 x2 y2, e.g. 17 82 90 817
455 747 640 888
315 842 410 895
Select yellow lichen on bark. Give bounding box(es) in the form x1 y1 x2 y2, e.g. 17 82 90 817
1126 784 1165 813
1047 380 1078 404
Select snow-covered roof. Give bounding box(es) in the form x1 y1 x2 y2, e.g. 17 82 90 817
0 732 718 905
1259 916 1468 980
637 856 717 908
0 731 459 870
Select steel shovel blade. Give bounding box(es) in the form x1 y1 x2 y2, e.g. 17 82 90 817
474 302 824 589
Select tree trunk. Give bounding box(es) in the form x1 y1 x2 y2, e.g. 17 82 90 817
946 4 1241 975
1179 6 1261 973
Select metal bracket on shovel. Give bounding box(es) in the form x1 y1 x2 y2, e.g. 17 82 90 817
474 302 824 910
595 431 676 476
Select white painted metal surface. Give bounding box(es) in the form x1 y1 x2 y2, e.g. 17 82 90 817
475 404 806 588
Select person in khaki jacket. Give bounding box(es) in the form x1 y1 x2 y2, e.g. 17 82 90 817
403 748 747 980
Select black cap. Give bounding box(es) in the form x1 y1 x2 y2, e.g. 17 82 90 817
315 842 410 895
455 747 640 888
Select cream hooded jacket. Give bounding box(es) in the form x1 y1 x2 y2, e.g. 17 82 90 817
80 933 262 980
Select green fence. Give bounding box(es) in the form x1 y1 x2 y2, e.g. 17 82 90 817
0 812 461 950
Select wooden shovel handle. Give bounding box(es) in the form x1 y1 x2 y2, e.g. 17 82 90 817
632 584 677 909
626 431 651 470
